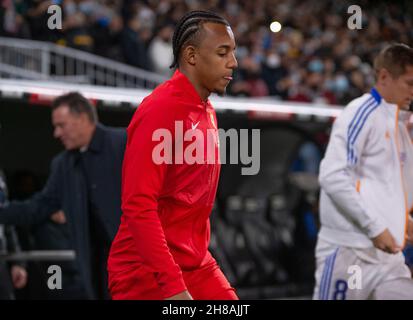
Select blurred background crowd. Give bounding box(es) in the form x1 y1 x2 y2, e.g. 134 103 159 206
1 0 413 105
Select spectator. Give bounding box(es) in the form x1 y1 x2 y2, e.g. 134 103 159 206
121 13 152 70
148 23 174 77
91 14 123 61
25 0 58 42
60 0 94 52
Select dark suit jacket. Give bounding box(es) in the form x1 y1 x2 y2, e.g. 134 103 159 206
0 124 127 299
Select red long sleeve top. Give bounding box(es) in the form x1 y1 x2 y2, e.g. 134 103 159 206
108 69 221 298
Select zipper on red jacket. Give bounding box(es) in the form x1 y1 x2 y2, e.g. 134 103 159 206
205 103 218 206
202 100 208 111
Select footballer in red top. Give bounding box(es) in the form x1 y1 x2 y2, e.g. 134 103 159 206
107 10 238 300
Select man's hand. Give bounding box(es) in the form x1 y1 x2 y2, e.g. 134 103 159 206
407 217 413 245
372 229 401 254
11 265 28 289
50 210 67 224
165 290 193 300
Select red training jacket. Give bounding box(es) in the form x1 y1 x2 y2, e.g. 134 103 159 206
108 69 221 298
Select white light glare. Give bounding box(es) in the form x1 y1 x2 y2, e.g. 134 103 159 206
270 21 282 33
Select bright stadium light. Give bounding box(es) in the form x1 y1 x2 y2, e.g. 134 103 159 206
270 21 282 33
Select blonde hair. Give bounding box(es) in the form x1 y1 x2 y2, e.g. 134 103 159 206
374 43 413 79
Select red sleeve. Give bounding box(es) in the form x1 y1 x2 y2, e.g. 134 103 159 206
121 99 186 298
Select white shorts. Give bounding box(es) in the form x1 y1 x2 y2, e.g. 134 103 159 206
313 240 413 300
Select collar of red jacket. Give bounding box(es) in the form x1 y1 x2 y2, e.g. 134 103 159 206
171 69 210 107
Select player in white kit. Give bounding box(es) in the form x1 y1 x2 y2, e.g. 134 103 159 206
314 43 413 300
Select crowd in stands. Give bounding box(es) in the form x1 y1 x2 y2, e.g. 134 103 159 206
1 0 412 104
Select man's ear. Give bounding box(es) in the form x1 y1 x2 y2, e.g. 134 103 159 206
182 45 196 66
378 68 394 86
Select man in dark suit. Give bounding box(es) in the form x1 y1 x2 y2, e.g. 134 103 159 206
0 92 127 299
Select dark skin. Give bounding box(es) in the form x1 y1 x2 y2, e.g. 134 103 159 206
165 22 237 300
178 22 238 102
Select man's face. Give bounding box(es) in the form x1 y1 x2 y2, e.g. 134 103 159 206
52 105 92 150
193 22 238 96
387 65 413 109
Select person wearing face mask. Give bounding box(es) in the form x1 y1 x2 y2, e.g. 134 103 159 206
148 23 174 77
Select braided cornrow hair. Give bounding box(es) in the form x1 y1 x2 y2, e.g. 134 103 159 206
170 10 229 69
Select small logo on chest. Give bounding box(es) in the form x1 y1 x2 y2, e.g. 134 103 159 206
191 121 200 130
